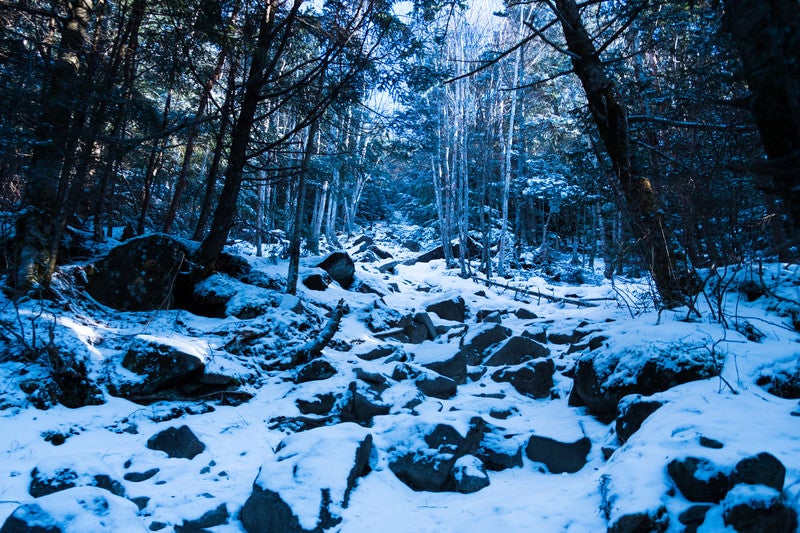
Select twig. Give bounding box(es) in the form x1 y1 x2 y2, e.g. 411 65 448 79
472 276 599 308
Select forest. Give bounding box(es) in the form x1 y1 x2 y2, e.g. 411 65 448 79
0 1 799 532
0 0 797 304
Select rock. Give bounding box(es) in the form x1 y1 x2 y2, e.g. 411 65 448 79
295 359 337 383
483 336 550 366
615 395 665 444
188 273 237 317
525 434 591 474
355 345 396 361
491 360 555 399
296 393 338 416
389 449 458 493
176 503 229 532
340 382 390 426
317 252 355 289
572 343 717 416
389 418 486 493
0 487 146 533
723 484 798 533
87 233 190 311
731 452 786 491
548 332 575 345
29 455 125 498
123 468 159 482
426 296 466 322
418 350 467 384
515 308 538 319
119 335 206 396
452 455 490 493
667 457 731 503
608 507 668 533
699 436 724 449
240 484 306 533
146 425 205 460
415 374 458 399
476 310 503 324
757 369 800 399
402 240 421 252
240 424 374 532
413 312 438 341
477 430 524 471
460 323 512 365
302 272 331 291
366 245 392 260
678 504 712 533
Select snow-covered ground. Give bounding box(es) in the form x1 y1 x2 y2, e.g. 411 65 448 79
0 227 798 532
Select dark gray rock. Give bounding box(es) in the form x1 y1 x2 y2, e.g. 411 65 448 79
120 337 205 396
515 308 538 319
415 375 457 399
87 234 190 311
452 455 490 493
295 359 337 383
608 507 668 533
176 503 229 532
146 425 205 460
573 346 717 417
302 272 331 291
240 484 306 533
667 457 731 503
678 504 712 533
477 430 524 471
296 393 338 416
491 359 555 399
615 395 665 444
460 324 512 365
29 462 125 498
0 487 145 533
732 452 786 491
484 336 550 366
525 434 591 474
426 296 466 322
419 350 467 384
356 345 396 361
317 252 355 289
123 468 159 482
723 485 798 533
340 382 390 426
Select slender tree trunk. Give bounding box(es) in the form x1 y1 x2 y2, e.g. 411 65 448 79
286 119 320 295
9 0 94 293
722 0 800 252
552 0 698 307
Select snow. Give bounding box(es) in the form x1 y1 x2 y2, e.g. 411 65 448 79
0 226 798 532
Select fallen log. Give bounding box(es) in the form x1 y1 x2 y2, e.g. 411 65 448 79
473 276 600 308
292 299 347 365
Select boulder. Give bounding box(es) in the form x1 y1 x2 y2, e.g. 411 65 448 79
119 335 206 396
460 323 511 365
340 382 391 426
491 359 555 399
355 345 396 361
452 455 490 494
477 430 524 471
615 395 665 444
176 503 229 532
295 359 337 384
240 424 375 533
188 273 237 317
29 455 125 498
525 434 591 474
572 343 717 416
418 350 467 384
483 336 550 366
667 457 731 503
146 425 205 460
731 452 786 491
0 487 146 533
608 507 668 533
302 272 331 291
317 252 355 289
87 233 190 311
722 484 798 533
678 505 712 533
389 418 486 493
296 393 338 416
415 374 458 399
426 296 467 322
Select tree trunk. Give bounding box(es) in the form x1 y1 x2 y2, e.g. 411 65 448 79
286 119 320 295
9 0 94 293
722 0 800 251
552 0 698 307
